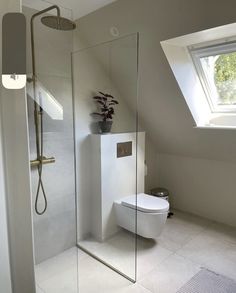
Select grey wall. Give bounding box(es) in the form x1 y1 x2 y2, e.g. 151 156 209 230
23 6 76 263
74 0 236 226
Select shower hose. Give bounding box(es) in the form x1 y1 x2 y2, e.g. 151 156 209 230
35 108 48 215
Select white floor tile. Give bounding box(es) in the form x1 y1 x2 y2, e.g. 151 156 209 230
35 211 236 293
177 232 236 280
79 230 172 280
39 267 78 293
36 247 87 283
137 237 173 279
78 256 132 293
116 283 152 293
208 242 236 281
156 210 209 252
139 254 201 293
205 222 236 245
79 230 137 279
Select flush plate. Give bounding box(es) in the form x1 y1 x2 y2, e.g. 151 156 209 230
117 141 132 158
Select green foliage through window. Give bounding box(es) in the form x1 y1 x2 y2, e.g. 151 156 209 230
214 52 236 105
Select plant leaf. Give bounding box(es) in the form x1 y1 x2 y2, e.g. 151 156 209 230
105 94 114 98
92 112 103 116
99 91 107 96
96 100 105 106
111 100 119 104
93 96 103 100
98 91 115 98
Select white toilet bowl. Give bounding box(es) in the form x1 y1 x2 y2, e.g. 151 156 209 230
114 193 169 238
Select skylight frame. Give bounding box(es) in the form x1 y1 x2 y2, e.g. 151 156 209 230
190 41 236 113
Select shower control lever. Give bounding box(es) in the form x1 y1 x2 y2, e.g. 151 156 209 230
30 156 55 167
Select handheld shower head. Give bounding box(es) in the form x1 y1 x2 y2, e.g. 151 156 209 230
41 16 76 31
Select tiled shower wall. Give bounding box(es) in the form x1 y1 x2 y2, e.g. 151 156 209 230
24 5 76 264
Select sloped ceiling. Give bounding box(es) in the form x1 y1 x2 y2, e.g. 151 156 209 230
22 0 117 20
74 0 236 162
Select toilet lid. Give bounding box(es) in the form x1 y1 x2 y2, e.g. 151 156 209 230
121 193 169 213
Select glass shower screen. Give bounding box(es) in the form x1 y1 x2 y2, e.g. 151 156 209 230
72 33 139 281
24 2 79 292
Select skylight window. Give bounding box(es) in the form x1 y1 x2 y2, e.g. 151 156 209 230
161 23 236 128
191 42 236 113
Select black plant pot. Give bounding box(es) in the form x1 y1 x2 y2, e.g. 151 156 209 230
99 121 113 133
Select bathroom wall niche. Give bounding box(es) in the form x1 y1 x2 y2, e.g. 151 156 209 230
72 33 140 281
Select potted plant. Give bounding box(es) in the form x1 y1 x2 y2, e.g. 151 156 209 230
92 92 119 133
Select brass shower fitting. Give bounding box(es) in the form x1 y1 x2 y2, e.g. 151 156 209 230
28 5 76 215
28 75 55 168
30 157 56 167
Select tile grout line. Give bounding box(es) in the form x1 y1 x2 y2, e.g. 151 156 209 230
36 283 46 293
36 248 79 284
137 283 154 293
136 250 176 284
136 219 211 285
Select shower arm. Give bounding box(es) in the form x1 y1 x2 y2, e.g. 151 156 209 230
30 5 60 82
29 5 59 166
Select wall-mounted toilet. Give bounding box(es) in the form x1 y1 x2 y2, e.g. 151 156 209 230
114 193 169 238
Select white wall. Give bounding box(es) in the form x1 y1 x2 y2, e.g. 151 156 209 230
74 0 236 162
90 132 145 241
158 154 236 227
73 0 236 227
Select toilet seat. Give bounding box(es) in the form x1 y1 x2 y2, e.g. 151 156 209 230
121 193 169 213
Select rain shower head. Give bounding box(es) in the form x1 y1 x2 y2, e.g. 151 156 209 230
41 16 76 31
